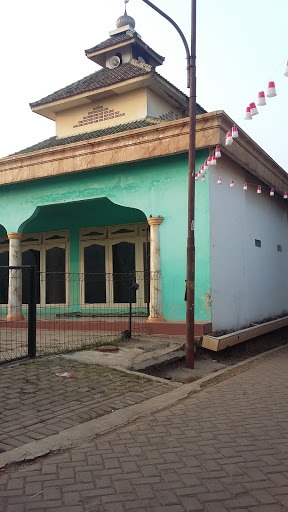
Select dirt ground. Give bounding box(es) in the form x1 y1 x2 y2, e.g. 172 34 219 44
139 326 288 383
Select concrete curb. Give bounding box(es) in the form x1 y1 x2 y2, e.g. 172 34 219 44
131 348 185 372
111 366 182 386
1 343 287 469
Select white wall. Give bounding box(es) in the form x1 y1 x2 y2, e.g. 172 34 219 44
209 155 288 332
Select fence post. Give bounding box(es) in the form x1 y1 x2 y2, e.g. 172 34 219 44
28 265 37 358
128 273 132 339
128 276 139 340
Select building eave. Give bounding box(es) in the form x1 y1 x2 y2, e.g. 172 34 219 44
30 74 154 120
30 70 189 121
212 110 288 193
86 37 164 67
0 112 287 194
85 32 164 67
86 37 138 66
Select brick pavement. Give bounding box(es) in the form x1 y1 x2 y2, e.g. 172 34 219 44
0 357 171 453
1 350 288 511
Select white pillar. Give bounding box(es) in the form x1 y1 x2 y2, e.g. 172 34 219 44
147 216 165 322
7 233 24 321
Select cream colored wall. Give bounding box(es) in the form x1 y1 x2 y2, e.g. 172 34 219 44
147 89 182 121
56 88 148 137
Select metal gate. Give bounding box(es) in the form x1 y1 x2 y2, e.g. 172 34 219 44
0 265 36 364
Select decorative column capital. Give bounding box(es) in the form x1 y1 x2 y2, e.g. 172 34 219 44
147 216 164 227
7 232 23 240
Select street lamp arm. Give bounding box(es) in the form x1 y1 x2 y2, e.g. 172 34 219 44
141 0 191 87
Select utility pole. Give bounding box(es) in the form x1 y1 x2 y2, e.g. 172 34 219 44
142 0 197 368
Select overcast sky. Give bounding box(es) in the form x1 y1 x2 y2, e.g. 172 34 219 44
1 0 287 170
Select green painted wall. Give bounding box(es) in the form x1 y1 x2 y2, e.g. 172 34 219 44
0 152 210 321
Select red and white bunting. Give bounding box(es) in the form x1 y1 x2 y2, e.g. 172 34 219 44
196 58 288 199
267 81 277 97
257 91 266 106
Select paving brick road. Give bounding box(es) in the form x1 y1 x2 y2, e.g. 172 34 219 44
0 357 171 453
1 349 288 511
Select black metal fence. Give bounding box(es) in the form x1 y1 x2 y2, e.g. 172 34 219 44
0 268 154 362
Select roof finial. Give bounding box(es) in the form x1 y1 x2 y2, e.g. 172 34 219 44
116 0 135 30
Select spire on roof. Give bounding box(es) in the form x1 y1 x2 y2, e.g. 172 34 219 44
116 0 136 30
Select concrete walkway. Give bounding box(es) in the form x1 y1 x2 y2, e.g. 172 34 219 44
1 347 288 511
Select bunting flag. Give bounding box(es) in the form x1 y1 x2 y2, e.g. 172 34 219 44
214 178 287 199
195 61 288 200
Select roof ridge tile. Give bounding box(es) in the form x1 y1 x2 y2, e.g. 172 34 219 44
129 58 152 72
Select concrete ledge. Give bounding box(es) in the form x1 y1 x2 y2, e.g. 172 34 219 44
0 320 212 336
131 348 185 372
147 321 212 336
202 315 288 351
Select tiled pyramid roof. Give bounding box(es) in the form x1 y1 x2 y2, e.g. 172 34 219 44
85 31 135 53
85 30 164 62
30 62 152 108
12 118 162 155
29 59 207 115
